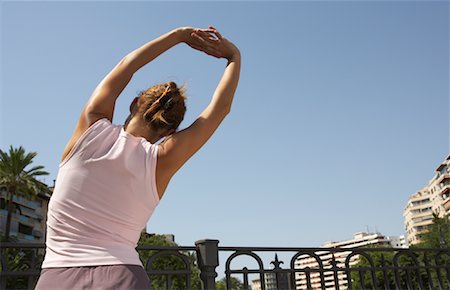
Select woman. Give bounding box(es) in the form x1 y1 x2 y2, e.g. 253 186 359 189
35 26 240 289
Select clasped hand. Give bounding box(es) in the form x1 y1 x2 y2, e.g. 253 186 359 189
178 26 240 61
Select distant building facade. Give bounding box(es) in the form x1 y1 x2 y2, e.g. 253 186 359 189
388 235 407 248
251 255 290 290
251 278 261 290
251 272 289 290
0 187 51 242
430 155 450 216
404 155 450 245
294 232 406 290
403 188 434 246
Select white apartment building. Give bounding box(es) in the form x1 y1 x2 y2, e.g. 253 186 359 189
251 278 262 290
403 155 450 246
388 235 407 248
251 272 289 290
294 232 406 290
403 188 434 246
0 188 51 242
251 255 290 290
430 155 450 216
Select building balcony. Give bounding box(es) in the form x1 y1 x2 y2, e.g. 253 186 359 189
439 185 450 197
410 196 432 203
18 215 35 227
436 160 448 173
443 197 450 211
0 192 40 209
435 174 450 185
18 205 39 219
32 228 43 238
414 228 430 235
410 208 432 215
16 232 36 241
410 201 432 208
9 196 39 210
412 216 434 224
411 211 433 219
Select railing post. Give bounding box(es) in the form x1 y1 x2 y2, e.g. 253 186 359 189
195 239 219 290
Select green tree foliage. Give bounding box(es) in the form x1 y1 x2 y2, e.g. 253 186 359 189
216 280 226 290
351 215 450 289
215 276 245 290
414 213 450 249
138 233 202 290
349 248 412 289
412 213 450 289
0 236 44 290
0 145 50 241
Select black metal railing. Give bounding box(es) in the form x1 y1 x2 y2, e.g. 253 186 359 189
219 246 450 290
1 240 449 290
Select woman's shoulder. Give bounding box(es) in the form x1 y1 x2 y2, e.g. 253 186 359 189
60 118 121 166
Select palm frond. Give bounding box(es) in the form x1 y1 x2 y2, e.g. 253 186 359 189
0 145 50 198
24 165 49 177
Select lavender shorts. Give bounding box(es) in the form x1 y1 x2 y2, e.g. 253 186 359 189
35 264 152 290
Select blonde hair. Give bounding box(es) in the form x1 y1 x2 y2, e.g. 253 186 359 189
136 82 187 131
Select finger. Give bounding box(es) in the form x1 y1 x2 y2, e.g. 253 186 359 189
208 26 222 39
195 29 216 39
194 30 219 42
190 32 207 43
213 30 223 40
191 37 219 52
199 28 216 33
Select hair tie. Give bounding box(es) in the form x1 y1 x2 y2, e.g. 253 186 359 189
163 98 173 110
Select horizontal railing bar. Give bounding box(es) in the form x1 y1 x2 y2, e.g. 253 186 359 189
227 266 448 274
226 264 445 274
147 270 192 275
1 244 447 253
0 244 196 251
349 265 449 270
0 271 41 276
218 246 449 252
136 246 196 251
294 267 449 273
0 243 45 248
227 269 304 274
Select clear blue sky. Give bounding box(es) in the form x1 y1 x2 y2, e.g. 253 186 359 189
1 0 448 254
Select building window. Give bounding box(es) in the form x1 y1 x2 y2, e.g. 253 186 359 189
18 223 33 235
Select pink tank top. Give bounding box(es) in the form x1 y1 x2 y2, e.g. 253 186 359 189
42 118 160 268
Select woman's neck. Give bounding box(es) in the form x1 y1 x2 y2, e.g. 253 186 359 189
124 118 161 143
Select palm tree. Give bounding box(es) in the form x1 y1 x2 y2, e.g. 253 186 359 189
0 145 49 241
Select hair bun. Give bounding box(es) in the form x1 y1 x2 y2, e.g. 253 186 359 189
167 81 177 91
137 82 187 132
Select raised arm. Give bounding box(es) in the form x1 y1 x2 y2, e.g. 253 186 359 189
156 28 241 196
61 27 216 162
